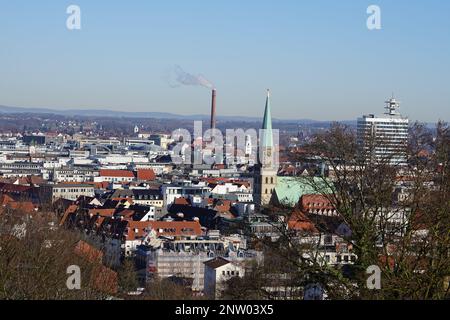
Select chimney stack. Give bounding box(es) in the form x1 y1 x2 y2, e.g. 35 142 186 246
210 89 217 130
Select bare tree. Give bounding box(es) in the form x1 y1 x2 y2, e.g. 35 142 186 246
223 122 449 300
0 209 116 299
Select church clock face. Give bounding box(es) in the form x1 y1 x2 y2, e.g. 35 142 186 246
265 148 272 167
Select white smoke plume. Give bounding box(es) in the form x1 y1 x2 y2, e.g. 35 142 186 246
166 65 214 89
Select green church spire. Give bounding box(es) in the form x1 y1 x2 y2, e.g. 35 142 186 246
261 89 273 148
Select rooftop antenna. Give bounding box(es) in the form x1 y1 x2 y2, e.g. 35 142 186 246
384 93 401 116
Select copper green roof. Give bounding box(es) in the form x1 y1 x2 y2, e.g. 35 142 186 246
275 177 333 207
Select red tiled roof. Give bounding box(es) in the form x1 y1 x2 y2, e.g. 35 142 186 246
1 194 15 206
136 169 156 181
418 149 430 158
88 181 110 189
214 200 232 213
88 208 116 217
5 201 37 213
94 216 106 229
201 177 229 184
15 176 46 186
99 169 134 178
60 204 79 226
125 221 150 240
410 210 430 230
379 255 396 270
229 181 250 189
204 257 230 269
74 240 103 263
117 209 135 218
0 183 33 193
91 265 118 294
72 239 118 294
300 195 335 213
288 209 318 233
174 197 190 205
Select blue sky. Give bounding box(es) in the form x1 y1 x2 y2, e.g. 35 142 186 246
0 0 449 121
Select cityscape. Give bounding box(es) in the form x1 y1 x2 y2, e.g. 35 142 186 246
0 0 449 311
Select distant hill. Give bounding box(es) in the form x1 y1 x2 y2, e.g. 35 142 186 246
0 105 184 119
0 104 353 125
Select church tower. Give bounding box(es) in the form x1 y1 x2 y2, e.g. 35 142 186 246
253 90 278 208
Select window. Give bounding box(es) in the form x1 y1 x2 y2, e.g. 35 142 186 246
337 255 342 263
222 271 225 276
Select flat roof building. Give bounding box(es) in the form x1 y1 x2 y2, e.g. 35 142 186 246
357 96 409 166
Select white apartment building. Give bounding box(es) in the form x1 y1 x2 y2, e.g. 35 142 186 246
210 183 249 195
96 155 150 165
110 189 164 208
357 96 409 165
136 238 257 292
95 169 135 183
134 163 172 175
162 183 211 208
214 191 253 203
49 184 95 201
204 257 245 299
54 168 97 183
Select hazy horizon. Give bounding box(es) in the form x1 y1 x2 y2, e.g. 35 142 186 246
1 0 449 122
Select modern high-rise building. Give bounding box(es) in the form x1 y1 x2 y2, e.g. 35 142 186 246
357 96 409 165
